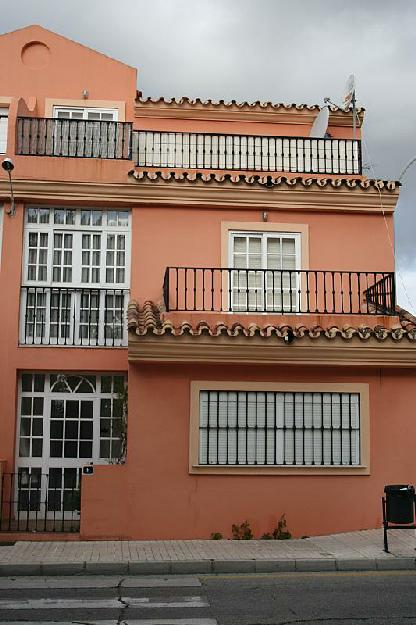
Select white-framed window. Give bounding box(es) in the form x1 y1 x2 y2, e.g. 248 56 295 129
16 372 126 516
0 107 8 154
21 207 131 346
23 207 130 287
199 390 360 467
229 231 301 312
53 107 118 122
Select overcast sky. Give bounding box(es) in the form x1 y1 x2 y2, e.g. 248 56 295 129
3 0 416 311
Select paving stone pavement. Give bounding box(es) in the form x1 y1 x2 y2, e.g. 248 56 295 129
0 529 415 575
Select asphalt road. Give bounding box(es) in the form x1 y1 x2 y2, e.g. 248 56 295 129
0 571 415 624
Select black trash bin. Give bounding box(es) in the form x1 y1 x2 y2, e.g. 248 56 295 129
384 484 415 524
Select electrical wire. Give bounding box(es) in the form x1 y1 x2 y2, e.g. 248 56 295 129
354 108 416 313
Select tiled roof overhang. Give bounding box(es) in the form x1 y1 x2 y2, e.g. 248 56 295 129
128 171 398 191
128 301 416 367
135 96 365 126
127 172 400 213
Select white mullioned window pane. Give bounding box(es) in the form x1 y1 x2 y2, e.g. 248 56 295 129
230 231 300 312
22 208 130 347
199 390 361 467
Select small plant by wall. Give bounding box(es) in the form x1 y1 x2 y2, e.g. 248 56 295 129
231 521 253 540
210 532 223 540
272 514 292 540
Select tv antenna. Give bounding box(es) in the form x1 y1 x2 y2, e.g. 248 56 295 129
321 74 358 140
309 105 329 138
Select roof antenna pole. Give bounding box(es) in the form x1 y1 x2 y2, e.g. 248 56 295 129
352 89 357 141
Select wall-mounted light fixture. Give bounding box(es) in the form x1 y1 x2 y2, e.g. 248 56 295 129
262 211 268 222
82 89 89 99
2 158 15 216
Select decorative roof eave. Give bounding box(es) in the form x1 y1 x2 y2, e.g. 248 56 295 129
128 333 416 367
135 96 365 127
127 301 416 367
127 172 400 214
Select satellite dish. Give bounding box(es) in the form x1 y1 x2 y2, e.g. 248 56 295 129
309 106 329 138
343 74 356 111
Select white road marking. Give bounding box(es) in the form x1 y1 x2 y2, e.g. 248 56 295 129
0 595 209 610
125 596 209 608
0 575 201 589
3 620 217 625
0 597 120 610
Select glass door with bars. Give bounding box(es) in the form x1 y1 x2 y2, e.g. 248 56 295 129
229 232 301 312
15 373 126 525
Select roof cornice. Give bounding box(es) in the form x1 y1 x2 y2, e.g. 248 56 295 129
127 172 400 214
135 97 365 127
128 301 416 366
0 175 399 214
128 335 416 367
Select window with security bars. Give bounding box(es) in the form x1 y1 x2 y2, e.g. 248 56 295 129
21 207 130 346
230 232 300 312
199 391 360 466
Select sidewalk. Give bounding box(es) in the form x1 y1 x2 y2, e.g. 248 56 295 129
0 529 415 576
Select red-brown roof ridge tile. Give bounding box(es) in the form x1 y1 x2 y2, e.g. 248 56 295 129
127 301 416 343
135 95 365 114
128 170 399 191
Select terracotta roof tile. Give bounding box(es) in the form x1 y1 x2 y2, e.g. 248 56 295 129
128 171 399 191
135 95 365 115
127 301 416 342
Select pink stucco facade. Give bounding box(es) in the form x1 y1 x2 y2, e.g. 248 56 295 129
0 25 413 541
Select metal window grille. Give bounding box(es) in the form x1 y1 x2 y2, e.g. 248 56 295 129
199 391 360 466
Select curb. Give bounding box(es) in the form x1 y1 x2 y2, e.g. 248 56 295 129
0 557 415 576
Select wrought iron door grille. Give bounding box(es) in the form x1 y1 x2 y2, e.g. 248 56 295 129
0 470 81 532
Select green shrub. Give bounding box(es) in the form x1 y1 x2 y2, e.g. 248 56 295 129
231 521 253 540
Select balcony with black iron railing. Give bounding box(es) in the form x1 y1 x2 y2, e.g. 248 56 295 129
19 286 129 347
16 117 133 159
15 117 362 175
135 131 362 175
163 268 396 316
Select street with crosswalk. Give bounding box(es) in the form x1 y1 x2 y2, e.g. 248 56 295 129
0 575 217 625
1 571 416 624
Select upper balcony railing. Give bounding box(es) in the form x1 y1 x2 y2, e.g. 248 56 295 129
136 131 362 175
15 117 362 175
163 268 395 315
16 117 133 159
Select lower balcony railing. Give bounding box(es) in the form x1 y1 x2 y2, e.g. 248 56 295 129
163 268 396 315
20 287 129 347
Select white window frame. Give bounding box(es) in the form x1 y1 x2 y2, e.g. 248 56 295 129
0 107 9 154
228 231 301 312
190 382 370 476
20 207 131 346
53 107 118 121
22 207 131 288
15 372 126 517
